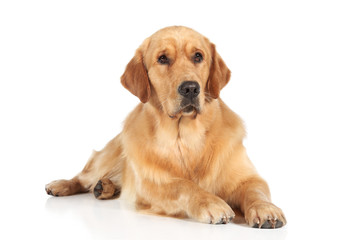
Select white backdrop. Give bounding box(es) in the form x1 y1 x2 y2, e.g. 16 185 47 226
1 1 349 239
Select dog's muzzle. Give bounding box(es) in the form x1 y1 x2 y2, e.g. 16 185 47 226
178 81 201 113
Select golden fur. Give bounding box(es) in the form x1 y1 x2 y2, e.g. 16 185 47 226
46 26 286 228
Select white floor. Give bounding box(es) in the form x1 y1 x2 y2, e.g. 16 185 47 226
12 193 290 240
43 194 288 240
2 179 349 240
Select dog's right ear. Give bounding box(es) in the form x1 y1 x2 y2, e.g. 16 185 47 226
121 40 150 103
206 43 231 99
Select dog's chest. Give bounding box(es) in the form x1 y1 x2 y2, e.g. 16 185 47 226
155 120 206 173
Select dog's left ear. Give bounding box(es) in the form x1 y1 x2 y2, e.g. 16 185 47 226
121 40 150 103
206 43 231 99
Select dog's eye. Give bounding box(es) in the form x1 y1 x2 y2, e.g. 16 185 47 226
158 55 169 65
193 52 203 63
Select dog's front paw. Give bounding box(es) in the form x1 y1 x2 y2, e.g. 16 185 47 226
245 201 286 228
189 194 235 224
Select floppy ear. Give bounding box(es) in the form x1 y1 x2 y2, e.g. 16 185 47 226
206 43 231 99
121 48 150 103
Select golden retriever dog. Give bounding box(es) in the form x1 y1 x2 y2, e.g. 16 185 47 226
46 26 286 228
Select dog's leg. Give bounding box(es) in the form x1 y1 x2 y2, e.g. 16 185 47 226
45 177 87 196
45 153 97 197
45 135 124 198
135 179 235 224
232 176 286 228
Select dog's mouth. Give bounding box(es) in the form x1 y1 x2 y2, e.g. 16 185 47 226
182 105 196 113
168 99 201 119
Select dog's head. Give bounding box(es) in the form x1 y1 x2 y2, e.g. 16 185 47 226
121 26 230 118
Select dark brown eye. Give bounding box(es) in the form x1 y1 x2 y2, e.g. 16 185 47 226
193 52 203 63
158 55 169 65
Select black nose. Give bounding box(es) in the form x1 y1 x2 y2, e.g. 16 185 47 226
178 81 200 99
